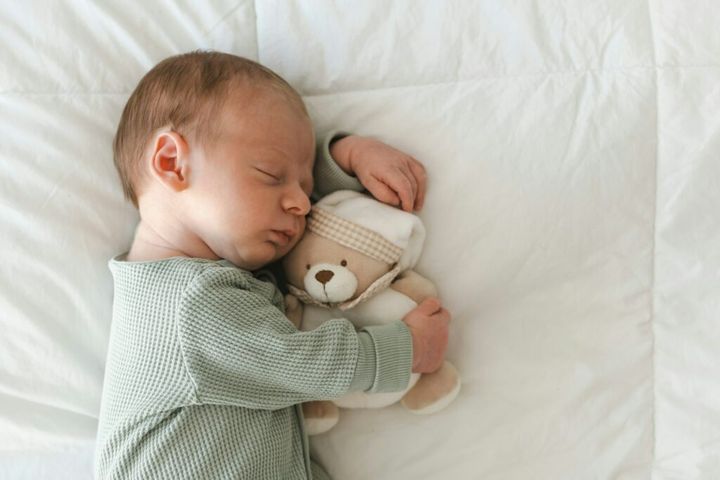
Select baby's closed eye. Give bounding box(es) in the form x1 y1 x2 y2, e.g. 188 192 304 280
255 167 280 179
254 167 283 185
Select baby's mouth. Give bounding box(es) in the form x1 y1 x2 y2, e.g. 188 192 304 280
270 230 292 246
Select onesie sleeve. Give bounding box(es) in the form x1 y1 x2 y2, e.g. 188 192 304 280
176 265 413 410
312 130 365 201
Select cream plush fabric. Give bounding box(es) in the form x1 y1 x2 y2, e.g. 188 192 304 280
2 2 720 479
288 190 425 311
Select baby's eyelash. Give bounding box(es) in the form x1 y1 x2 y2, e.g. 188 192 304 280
256 168 280 180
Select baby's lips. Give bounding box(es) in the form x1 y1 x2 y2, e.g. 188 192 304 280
270 229 295 246
277 228 298 239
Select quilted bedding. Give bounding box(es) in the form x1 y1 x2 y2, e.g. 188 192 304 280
1 1 719 479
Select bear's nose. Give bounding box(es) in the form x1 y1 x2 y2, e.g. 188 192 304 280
315 270 334 284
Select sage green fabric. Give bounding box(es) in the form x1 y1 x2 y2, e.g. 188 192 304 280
95 132 414 479
312 130 363 200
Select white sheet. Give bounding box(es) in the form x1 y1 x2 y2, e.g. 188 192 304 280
1 1 719 479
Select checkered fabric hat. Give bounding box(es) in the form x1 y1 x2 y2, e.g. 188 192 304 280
309 190 425 272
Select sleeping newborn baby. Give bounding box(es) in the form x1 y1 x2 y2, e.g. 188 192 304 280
95 50 452 480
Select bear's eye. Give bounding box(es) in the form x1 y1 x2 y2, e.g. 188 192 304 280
341 260 347 267
306 264 311 270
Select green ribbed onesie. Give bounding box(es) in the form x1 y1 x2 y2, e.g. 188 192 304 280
95 132 415 479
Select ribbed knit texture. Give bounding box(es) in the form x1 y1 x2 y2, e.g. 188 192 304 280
311 130 364 199
95 257 413 479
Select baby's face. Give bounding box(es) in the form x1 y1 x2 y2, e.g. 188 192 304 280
183 88 315 271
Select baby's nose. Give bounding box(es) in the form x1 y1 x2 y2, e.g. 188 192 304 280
315 270 334 284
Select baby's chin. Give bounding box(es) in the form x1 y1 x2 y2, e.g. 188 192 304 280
231 242 288 271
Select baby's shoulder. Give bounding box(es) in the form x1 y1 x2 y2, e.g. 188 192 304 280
184 260 279 296
185 260 256 290
181 261 285 312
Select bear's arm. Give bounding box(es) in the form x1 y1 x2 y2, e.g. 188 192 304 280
389 270 438 305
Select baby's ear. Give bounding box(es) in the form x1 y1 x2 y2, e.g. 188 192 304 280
149 130 190 193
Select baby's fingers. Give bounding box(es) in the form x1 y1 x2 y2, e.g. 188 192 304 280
434 307 451 326
364 175 401 207
383 166 416 212
397 167 418 212
407 159 427 211
416 297 442 315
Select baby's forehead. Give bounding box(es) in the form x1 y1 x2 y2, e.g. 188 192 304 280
208 116 313 167
224 81 306 118
219 86 309 127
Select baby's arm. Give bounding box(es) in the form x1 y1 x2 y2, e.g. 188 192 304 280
313 131 427 212
176 266 413 410
312 130 363 200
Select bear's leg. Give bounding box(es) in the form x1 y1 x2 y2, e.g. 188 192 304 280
400 361 461 415
302 400 340 435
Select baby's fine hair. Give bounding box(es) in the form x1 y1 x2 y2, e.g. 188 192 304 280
113 50 307 207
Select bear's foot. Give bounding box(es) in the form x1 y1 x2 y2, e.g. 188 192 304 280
302 400 339 435
400 361 461 415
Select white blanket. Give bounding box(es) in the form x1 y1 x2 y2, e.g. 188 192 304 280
2 1 719 479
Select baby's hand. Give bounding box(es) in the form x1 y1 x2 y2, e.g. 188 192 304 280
402 297 450 373
330 135 427 212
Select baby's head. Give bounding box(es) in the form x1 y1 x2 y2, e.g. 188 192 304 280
114 51 316 270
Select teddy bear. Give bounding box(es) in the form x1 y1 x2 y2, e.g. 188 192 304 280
281 189 461 435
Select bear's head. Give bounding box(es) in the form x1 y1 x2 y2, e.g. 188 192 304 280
282 229 395 305
282 190 425 310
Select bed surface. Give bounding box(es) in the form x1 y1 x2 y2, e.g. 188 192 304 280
2 1 719 479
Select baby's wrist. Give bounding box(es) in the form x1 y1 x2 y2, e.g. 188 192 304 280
329 134 356 175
